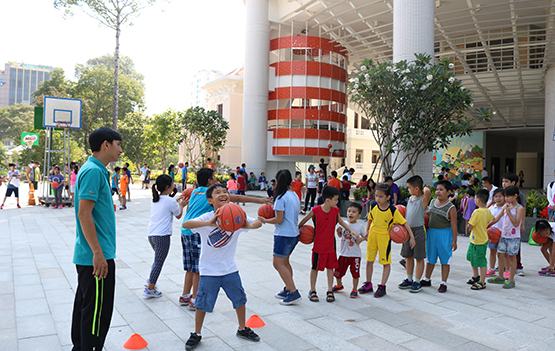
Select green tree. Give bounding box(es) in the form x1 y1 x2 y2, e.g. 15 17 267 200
143 110 182 172
180 106 229 166
0 105 34 143
349 54 489 181
54 0 157 129
119 111 147 169
73 55 144 144
32 68 74 105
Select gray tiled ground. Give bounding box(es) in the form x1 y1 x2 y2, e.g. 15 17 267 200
2 184 555 351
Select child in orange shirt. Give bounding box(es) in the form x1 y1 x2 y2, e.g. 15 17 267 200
120 167 129 210
291 171 304 206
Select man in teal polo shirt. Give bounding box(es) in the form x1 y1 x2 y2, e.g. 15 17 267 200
71 127 122 351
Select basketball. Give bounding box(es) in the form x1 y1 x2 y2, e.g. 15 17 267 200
216 203 247 233
182 188 194 202
51 181 60 189
299 225 315 244
532 231 549 245
487 227 501 244
395 204 406 217
178 162 184 168
390 224 409 243
257 204 274 219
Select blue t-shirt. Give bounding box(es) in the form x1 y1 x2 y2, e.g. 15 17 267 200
181 186 213 236
73 156 116 266
273 190 300 237
111 173 119 189
181 166 188 179
49 174 64 183
390 183 401 204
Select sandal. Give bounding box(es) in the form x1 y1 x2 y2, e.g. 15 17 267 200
326 291 335 302
470 282 486 290
308 290 319 302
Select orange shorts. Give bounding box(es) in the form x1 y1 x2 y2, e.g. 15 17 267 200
120 186 127 197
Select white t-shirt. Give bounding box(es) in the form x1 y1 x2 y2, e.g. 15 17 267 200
549 222 555 240
148 195 181 236
487 185 498 205
194 211 255 276
338 221 366 257
306 173 318 188
489 204 504 230
7 170 20 188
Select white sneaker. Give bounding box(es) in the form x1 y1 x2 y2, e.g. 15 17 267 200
143 287 162 299
517 269 525 277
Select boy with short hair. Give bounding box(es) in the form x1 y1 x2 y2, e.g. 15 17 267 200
182 184 263 350
384 176 401 205
299 186 351 303
111 167 120 197
1 163 21 209
398 176 431 293
333 202 366 298
466 189 494 290
291 171 304 202
487 188 505 276
482 176 497 206
487 186 525 289
359 183 415 298
48 166 65 209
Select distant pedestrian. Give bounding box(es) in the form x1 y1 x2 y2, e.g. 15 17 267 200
1 163 21 209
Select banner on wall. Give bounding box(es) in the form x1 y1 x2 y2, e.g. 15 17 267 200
433 131 485 184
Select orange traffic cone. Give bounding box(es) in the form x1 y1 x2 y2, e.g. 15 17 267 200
245 314 266 329
28 183 36 206
123 333 148 350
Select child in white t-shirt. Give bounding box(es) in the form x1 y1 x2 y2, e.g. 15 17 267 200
333 202 367 298
487 188 505 277
144 175 186 299
182 184 263 350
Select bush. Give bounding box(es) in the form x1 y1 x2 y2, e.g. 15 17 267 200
353 187 368 201
526 190 548 217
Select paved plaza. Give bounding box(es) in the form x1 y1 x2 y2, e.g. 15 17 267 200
1 184 555 351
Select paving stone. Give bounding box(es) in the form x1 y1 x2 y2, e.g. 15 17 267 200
18 334 62 351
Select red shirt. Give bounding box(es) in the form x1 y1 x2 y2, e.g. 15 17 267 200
341 180 351 191
357 180 368 188
237 175 247 191
328 178 341 190
312 205 339 254
291 179 303 199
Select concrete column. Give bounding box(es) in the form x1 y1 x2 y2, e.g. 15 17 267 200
544 67 555 187
242 0 269 175
392 0 435 185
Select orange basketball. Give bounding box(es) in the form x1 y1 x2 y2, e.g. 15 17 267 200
178 162 184 168
487 227 501 244
395 204 406 217
182 188 194 202
257 204 274 219
299 225 315 244
532 231 549 245
216 203 247 233
390 224 409 243
51 181 60 189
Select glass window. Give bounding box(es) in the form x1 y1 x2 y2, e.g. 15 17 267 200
30 71 38 97
372 150 380 164
23 69 30 102
355 149 363 163
354 112 359 129
9 68 16 104
217 104 223 116
16 69 23 103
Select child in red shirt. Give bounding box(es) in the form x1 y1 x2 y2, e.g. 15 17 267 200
291 171 304 201
299 186 351 303
236 171 247 205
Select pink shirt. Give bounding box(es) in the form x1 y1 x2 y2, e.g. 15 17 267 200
227 179 238 191
70 172 77 185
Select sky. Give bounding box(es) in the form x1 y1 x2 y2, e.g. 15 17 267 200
1 0 245 114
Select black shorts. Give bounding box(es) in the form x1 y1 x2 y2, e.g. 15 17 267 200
111 187 119 196
6 187 19 197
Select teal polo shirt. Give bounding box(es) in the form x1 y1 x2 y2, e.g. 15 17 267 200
181 186 213 236
73 156 116 266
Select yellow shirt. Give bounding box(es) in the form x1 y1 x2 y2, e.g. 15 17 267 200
468 207 494 245
368 202 407 236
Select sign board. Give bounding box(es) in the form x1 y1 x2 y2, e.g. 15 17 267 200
21 132 39 147
43 96 82 129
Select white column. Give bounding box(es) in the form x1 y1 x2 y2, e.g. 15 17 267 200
392 0 435 185
242 0 269 175
544 67 555 187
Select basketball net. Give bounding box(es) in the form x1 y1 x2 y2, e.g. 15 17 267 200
55 122 71 129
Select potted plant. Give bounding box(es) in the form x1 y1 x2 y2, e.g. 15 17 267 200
523 190 549 241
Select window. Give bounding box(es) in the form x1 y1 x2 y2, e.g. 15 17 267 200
354 112 359 129
217 104 223 116
372 150 380 164
355 149 363 163
361 117 371 130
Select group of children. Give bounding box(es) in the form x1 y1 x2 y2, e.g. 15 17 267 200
143 167 554 350
110 165 130 210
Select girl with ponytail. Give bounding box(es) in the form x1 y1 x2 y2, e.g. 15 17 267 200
144 174 187 298
259 169 302 305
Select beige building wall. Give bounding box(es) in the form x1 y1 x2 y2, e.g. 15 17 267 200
344 107 383 183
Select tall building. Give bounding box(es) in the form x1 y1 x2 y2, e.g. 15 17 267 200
188 69 223 108
0 62 54 107
237 0 555 187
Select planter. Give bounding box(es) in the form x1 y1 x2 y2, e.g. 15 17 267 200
522 217 537 242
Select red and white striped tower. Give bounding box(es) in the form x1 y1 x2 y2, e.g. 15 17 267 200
268 34 348 162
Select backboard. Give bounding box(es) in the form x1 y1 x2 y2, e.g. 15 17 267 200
43 96 82 129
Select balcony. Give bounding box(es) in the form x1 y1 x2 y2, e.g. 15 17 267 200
346 127 374 139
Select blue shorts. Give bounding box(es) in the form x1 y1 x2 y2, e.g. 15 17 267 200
195 271 247 313
488 241 498 250
426 227 453 265
273 235 299 257
497 237 520 256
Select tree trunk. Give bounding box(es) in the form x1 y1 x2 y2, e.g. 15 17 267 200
113 16 121 130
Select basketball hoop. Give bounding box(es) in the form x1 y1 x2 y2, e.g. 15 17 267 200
55 121 71 129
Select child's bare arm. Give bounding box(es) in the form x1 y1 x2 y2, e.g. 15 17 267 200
245 219 263 229
422 187 432 208
182 217 216 229
336 214 351 232
261 210 283 225
449 207 458 251
298 211 314 227
229 194 272 205
403 223 416 249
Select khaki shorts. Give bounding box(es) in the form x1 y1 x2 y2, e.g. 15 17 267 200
401 226 426 259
